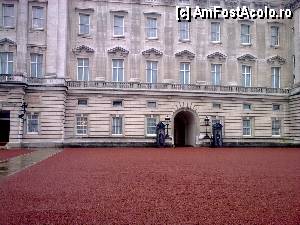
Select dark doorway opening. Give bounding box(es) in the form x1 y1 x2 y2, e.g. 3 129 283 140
174 110 197 147
0 111 10 146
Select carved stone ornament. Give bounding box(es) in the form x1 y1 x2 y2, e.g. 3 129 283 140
267 55 286 65
107 46 129 57
237 54 257 62
73 45 95 55
175 50 195 60
207 52 227 61
142 48 163 57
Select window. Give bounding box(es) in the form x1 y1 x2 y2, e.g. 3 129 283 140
113 15 124 36
272 118 281 136
179 21 189 40
212 103 221 109
32 6 44 30
112 59 124 82
76 114 88 135
146 17 157 38
30 54 43 77
179 0 190 4
77 58 89 81
78 99 88 106
241 24 251 44
112 116 123 135
2 4 14 28
211 22 220 42
147 101 157 108
242 118 251 136
146 116 158 136
271 26 279 46
180 62 190 84
0 52 13 74
146 61 158 83
272 104 281 111
27 113 39 134
112 100 123 107
211 64 221 85
242 65 251 87
79 13 90 35
271 67 280 88
243 103 252 110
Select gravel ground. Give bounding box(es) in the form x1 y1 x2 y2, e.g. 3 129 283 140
0 149 33 160
0 147 300 225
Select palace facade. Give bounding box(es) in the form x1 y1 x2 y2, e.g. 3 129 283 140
0 0 299 148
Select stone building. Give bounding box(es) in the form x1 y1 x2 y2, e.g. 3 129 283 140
0 0 299 148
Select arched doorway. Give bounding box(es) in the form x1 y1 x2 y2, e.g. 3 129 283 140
173 109 198 147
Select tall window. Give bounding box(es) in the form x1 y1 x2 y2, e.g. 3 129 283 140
211 22 220 42
272 118 281 136
79 14 90 35
32 6 44 30
211 64 221 85
271 26 279 46
271 67 280 88
242 118 251 136
27 113 39 134
146 61 158 83
146 17 157 38
2 4 14 28
112 116 123 135
76 114 88 135
113 15 124 36
77 58 89 81
241 24 251 44
0 52 13 74
112 59 124 82
242 65 251 87
146 116 157 136
180 62 190 84
30 54 43 77
179 21 189 40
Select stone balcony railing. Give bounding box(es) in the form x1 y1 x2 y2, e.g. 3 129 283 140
0 74 291 95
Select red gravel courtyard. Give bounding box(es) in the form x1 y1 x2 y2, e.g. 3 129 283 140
0 147 300 225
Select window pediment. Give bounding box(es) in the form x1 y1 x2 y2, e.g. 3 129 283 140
142 48 163 57
175 50 195 60
75 7 94 13
73 45 95 55
27 44 47 53
207 52 227 61
237 54 256 62
108 46 129 57
267 55 286 65
143 12 161 16
0 38 16 46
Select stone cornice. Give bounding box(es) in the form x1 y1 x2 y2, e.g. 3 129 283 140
175 50 195 60
237 54 257 62
73 45 95 54
107 46 129 56
0 38 16 46
207 52 227 61
267 55 286 65
142 48 163 57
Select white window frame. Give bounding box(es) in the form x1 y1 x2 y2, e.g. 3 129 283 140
146 17 157 39
242 118 252 136
112 59 124 82
271 67 280 88
113 15 124 37
271 26 279 46
180 62 190 84
241 24 251 44
146 115 158 136
32 6 44 30
242 65 251 87
77 58 89 81
211 22 220 43
30 53 43 78
179 21 190 41
26 112 39 135
211 64 221 85
146 61 158 83
2 4 14 28
76 114 88 135
79 13 90 35
271 118 281 137
0 52 13 74
112 115 123 135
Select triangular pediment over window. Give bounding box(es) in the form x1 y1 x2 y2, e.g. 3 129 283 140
175 50 195 60
107 46 129 56
237 54 256 62
267 55 286 65
0 38 16 46
142 48 163 57
73 45 95 54
207 52 227 60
